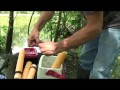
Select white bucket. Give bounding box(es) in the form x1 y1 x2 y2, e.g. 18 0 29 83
37 55 64 79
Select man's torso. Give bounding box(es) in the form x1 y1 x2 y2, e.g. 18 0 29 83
81 11 120 29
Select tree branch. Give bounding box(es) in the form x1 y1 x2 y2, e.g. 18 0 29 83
28 11 34 35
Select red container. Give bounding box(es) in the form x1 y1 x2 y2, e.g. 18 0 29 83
24 48 38 58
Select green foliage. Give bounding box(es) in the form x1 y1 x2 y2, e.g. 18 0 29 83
1 15 39 47
41 11 86 41
0 26 8 53
0 35 6 53
111 56 120 79
18 17 41 46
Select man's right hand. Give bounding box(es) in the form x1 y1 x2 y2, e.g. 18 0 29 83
27 28 40 47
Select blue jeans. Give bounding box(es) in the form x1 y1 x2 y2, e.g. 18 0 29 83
79 28 120 79
0 74 6 79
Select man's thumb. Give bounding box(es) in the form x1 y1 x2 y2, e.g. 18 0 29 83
35 37 40 43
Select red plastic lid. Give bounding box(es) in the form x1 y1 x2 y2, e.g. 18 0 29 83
24 48 38 58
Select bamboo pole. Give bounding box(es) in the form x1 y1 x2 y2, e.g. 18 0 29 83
51 51 67 68
14 49 25 79
22 61 32 79
27 64 37 79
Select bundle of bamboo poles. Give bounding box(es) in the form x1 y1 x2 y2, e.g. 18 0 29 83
14 49 37 79
14 49 67 79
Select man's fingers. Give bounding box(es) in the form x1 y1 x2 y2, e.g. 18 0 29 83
35 37 40 43
42 50 55 56
28 37 41 47
40 48 48 52
28 42 35 47
28 39 37 47
40 47 55 55
28 41 33 47
39 40 44 43
38 43 45 48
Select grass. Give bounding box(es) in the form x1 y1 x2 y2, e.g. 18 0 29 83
0 14 51 48
0 15 39 35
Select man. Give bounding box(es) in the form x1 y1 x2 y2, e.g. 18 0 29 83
28 11 120 79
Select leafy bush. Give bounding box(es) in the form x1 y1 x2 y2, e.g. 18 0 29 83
0 36 6 53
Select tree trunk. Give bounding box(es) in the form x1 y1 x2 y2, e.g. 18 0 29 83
5 11 14 54
54 11 62 42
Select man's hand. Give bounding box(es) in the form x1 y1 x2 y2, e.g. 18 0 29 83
28 28 40 47
38 41 64 55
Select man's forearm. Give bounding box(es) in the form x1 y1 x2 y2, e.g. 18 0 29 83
60 25 102 51
59 11 103 51
34 11 55 31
